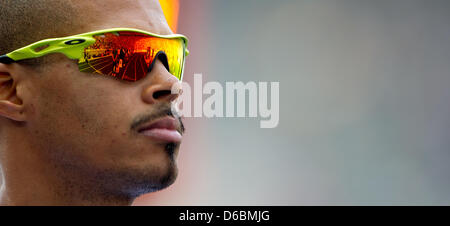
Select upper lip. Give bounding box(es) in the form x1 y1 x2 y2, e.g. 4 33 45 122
137 116 180 133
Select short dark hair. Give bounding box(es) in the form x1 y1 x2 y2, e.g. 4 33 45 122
0 0 78 66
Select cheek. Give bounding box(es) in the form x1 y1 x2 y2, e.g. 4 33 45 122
29 71 130 150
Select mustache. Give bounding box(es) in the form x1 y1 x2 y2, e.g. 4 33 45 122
130 103 185 134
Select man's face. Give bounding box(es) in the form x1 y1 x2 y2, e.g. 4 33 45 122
18 0 184 195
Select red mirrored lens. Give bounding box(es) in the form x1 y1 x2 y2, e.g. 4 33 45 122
78 31 185 81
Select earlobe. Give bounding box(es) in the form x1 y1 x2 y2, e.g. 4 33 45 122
0 100 26 122
0 64 26 122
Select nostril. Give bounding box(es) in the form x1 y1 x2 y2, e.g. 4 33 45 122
153 89 172 99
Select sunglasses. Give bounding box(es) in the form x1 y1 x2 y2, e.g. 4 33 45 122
0 28 189 81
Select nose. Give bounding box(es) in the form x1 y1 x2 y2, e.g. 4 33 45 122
141 58 181 105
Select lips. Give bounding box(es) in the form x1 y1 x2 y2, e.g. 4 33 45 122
137 116 182 143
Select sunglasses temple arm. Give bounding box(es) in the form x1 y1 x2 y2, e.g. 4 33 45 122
0 55 15 64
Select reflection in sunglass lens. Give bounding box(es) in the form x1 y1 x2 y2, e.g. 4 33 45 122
78 31 185 82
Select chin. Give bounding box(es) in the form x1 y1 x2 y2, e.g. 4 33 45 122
119 157 179 197
150 161 179 190
104 141 180 197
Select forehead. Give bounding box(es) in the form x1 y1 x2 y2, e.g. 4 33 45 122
71 0 172 35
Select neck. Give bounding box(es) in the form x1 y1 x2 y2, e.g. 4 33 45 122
0 132 135 206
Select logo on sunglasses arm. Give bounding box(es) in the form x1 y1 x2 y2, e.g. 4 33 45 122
64 39 86 45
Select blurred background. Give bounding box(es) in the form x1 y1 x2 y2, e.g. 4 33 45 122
134 0 450 205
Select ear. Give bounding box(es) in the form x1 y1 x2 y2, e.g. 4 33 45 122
0 63 26 122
